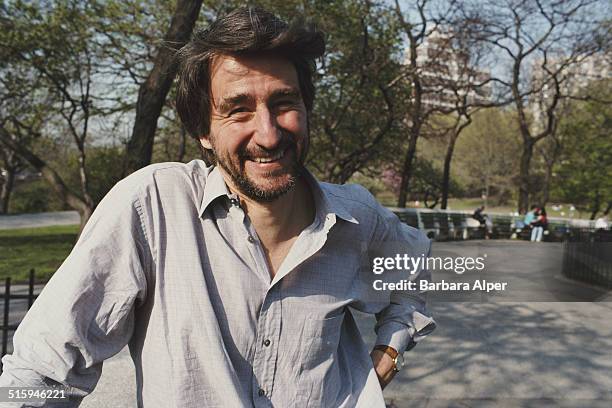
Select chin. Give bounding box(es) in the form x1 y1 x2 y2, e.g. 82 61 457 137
239 174 298 202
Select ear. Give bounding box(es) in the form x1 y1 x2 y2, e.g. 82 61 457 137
199 135 212 150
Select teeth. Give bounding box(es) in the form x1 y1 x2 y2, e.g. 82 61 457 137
253 150 284 163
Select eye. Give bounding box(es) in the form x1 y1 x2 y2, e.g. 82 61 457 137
274 99 298 110
229 107 249 116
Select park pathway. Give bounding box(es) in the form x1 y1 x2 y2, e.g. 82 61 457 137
0 211 79 230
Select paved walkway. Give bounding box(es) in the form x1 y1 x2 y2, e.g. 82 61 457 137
0 211 80 230
4 240 612 407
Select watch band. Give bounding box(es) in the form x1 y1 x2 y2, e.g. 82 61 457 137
373 345 399 360
373 345 401 372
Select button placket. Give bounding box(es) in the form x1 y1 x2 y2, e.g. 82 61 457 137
251 289 281 404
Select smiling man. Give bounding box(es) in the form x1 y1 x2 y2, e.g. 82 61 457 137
0 7 435 408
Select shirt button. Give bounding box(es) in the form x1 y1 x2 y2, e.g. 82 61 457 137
248 235 255 243
263 339 271 347
258 388 265 396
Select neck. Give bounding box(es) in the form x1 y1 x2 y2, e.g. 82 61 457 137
224 174 315 245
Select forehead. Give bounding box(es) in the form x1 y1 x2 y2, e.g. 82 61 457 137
209 54 300 102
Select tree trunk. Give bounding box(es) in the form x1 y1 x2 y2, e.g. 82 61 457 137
123 0 203 175
603 201 612 216
441 132 459 210
0 131 93 229
589 192 601 220
177 126 187 162
78 205 94 234
517 138 535 213
397 124 420 208
541 163 553 208
0 165 15 214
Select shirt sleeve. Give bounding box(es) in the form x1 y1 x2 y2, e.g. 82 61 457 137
370 208 436 355
0 180 152 406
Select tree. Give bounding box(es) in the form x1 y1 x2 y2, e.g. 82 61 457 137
306 0 408 183
0 148 22 214
391 0 489 208
467 0 606 212
455 108 522 206
552 80 612 219
0 1 112 228
122 0 203 175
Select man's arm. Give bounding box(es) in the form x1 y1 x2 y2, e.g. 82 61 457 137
368 210 436 388
0 181 151 406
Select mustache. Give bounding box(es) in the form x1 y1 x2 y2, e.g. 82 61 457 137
238 138 296 161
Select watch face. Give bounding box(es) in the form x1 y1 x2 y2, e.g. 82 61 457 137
395 353 405 370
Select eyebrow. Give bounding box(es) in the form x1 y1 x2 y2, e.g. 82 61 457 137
216 87 302 114
269 88 302 102
217 93 255 115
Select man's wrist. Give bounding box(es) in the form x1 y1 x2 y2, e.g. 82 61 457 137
373 345 402 372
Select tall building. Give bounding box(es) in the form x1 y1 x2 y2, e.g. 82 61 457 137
531 52 611 125
405 29 491 110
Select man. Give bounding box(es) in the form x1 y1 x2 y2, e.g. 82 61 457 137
472 205 490 239
0 7 435 407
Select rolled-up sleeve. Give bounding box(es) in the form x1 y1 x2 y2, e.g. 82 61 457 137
371 210 436 354
0 180 152 406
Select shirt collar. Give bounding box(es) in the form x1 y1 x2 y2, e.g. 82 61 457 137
198 166 359 225
301 169 359 225
199 166 232 217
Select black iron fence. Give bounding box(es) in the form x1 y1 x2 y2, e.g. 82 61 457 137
0 269 39 368
562 230 612 289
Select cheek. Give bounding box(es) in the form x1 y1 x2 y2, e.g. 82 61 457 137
277 111 307 135
212 124 250 156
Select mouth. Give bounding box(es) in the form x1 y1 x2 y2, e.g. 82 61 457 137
251 149 286 163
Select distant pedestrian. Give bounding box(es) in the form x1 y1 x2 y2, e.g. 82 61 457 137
524 205 537 227
530 207 547 242
473 205 490 238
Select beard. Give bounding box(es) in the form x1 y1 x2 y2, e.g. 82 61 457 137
211 133 308 203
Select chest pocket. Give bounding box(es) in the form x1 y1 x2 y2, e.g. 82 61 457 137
300 312 345 371
297 312 345 406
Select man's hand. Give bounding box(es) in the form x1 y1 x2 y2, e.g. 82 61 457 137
370 349 397 390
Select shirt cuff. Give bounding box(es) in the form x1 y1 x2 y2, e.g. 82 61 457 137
375 312 437 354
374 321 412 354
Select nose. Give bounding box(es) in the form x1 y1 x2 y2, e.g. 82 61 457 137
252 107 282 150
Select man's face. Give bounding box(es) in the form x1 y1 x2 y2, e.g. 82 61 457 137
201 54 309 202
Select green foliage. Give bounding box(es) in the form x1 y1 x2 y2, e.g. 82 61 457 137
454 108 521 204
306 1 408 183
9 179 65 214
408 158 463 208
552 80 612 216
0 225 78 281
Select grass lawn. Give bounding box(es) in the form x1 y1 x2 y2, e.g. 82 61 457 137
0 225 79 282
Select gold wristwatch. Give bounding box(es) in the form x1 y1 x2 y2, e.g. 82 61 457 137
373 345 404 372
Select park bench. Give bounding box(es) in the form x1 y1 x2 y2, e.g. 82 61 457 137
432 211 452 241
418 211 439 240
449 213 468 240
545 220 571 242
393 209 420 229
491 215 514 239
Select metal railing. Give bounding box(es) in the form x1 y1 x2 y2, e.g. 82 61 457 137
562 230 612 289
0 269 40 368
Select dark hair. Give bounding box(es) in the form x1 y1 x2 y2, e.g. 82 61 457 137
175 7 325 163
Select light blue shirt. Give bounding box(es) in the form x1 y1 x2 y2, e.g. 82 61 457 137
0 161 435 407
